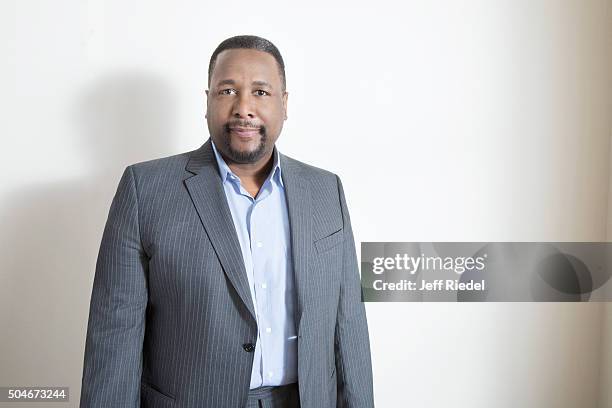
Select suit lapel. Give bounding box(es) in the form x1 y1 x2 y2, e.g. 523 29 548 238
184 140 256 320
279 153 311 335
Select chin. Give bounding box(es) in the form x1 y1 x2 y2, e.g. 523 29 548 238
229 139 260 152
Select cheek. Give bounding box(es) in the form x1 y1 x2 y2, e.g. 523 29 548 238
209 98 232 113
258 101 285 125
208 104 231 123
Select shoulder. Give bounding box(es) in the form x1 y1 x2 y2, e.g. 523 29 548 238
128 149 194 176
280 153 348 232
118 148 199 196
280 153 340 191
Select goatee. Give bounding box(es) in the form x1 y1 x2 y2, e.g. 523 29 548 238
222 124 268 164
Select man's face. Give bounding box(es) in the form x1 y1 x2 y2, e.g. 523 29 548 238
206 49 288 164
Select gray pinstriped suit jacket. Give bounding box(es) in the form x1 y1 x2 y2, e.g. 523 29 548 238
80 139 374 408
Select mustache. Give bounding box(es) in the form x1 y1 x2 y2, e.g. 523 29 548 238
225 120 262 129
224 120 266 134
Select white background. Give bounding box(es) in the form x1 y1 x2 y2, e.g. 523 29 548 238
1 0 611 407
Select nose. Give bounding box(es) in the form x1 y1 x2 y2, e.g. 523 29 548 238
232 93 255 119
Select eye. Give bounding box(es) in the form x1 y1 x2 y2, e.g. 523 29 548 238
254 90 270 96
219 88 237 95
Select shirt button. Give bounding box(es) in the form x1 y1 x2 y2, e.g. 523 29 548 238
265 327 272 333
261 283 267 289
268 372 273 378
256 242 263 248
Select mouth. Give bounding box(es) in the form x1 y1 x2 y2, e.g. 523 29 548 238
228 126 260 139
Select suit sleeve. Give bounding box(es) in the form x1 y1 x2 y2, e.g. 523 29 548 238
334 175 375 408
80 165 148 408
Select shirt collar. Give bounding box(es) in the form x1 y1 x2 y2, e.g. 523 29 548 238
210 139 284 188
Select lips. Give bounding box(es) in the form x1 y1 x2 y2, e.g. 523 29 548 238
229 127 260 137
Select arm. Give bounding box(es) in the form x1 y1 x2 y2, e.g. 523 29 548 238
80 166 148 408
334 175 375 408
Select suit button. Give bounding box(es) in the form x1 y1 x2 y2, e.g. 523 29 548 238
242 343 255 352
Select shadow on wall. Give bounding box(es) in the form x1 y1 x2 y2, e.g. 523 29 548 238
0 71 178 392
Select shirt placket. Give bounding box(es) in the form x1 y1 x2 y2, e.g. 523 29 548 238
251 186 275 385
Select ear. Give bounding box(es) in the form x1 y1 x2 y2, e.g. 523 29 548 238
282 91 289 120
205 89 209 118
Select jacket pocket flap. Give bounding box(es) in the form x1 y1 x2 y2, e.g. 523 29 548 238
141 381 175 406
314 229 343 254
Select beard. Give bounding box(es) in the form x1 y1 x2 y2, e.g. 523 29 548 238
221 123 268 164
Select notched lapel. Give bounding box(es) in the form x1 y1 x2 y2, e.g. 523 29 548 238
183 140 256 321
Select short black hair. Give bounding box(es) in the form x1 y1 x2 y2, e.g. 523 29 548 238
208 35 286 91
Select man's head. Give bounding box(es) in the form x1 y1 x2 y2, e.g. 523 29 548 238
206 35 288 165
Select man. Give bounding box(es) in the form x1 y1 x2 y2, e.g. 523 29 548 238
80 35 374 408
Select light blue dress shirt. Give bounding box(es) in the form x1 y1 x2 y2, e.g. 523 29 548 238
211 141 298 389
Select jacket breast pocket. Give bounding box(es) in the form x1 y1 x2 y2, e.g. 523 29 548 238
314 228 344 254
140 380 175 408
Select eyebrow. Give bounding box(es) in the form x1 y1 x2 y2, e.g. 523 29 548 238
251 80 272 88
215 79 236 87
215 79 274 88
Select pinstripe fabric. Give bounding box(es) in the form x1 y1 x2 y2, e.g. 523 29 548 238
80 139 374 408
246 384 300 407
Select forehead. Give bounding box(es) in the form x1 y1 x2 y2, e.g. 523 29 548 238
211 49 282 87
